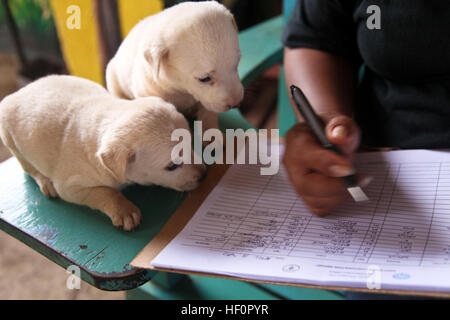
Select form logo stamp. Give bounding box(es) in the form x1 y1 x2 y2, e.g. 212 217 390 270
282 264 300 272
393 273 410 280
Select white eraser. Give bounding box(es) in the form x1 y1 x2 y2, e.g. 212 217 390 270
347 186 369 202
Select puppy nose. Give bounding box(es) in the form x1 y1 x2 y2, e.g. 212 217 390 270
227 97 243 110
198 171 207 183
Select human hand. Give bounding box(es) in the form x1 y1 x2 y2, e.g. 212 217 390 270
283 115 370 216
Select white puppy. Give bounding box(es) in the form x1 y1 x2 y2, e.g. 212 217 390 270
0 75 206 231
106 1 244 130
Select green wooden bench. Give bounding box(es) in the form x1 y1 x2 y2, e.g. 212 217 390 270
0 1 345 299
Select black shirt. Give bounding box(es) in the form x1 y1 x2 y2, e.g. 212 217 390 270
282 0 450 149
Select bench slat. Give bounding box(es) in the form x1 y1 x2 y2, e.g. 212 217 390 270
238 16 283 86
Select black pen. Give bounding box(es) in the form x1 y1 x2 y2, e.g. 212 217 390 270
289 84 368 202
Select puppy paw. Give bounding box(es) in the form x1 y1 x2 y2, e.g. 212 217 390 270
111 204 142 231
35 174 58 198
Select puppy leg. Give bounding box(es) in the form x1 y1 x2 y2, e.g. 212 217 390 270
23 165 58 198
8 148 58 197
59 186 142 231
32 172 58 198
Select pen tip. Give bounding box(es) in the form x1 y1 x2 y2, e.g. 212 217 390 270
290 85 299 96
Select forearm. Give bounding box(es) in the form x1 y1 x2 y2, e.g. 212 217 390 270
284 48 357 120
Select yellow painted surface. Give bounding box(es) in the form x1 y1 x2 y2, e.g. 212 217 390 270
49 0 103 84
117 0 164 37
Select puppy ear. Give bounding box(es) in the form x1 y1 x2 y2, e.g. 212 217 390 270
225 11 238 32
97 139 134 184
230 16 238 32
143 45 169 82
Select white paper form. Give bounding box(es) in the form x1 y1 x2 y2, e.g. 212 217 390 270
152 146 450 293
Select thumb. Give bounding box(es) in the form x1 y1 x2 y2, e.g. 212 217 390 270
325 115 361 155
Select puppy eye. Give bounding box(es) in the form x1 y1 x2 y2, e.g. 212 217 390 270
198 76 211 83
166 162 181 171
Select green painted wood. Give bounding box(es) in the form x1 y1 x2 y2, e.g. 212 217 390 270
219 108 253 131
130 274 345 300
127 274 283 300
283 0 296 23
253 283 345 300
238 15 283 87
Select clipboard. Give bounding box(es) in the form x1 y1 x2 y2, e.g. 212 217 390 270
131 160 450 299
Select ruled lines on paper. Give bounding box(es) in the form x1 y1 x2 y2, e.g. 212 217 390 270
177 161 450 267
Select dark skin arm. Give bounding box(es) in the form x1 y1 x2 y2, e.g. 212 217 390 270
283 48 370 216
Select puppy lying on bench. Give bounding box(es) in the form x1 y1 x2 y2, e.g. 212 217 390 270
0 75 206 231
106 1 244 130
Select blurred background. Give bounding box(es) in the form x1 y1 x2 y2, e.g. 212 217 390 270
0 0 282 299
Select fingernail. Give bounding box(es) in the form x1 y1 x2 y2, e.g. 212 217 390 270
331 125 348 139
359 176 374 187
329 165 356 177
